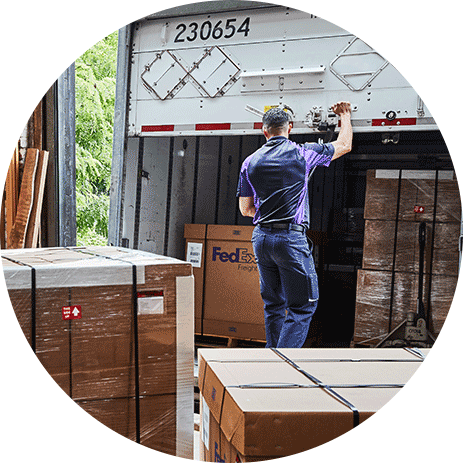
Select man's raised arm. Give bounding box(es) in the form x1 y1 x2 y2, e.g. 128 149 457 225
331 101 353 160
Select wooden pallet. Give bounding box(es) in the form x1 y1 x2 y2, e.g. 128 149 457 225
195 333 266 349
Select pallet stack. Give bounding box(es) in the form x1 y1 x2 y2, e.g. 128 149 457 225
353 169 461 346
2 246 194 457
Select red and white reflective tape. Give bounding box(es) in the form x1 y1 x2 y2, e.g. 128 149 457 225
141 117 432 134
142 123 235 132
371 117 417 127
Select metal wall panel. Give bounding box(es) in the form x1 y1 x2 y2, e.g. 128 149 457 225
236 135 261 226
193 137 221 224
138 137 171 253
216 136 242 224
166 137 197 258
120 137 139 247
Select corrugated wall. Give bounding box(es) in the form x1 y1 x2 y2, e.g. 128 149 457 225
120 134 359 260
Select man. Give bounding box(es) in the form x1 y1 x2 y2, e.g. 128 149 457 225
236 102 352 348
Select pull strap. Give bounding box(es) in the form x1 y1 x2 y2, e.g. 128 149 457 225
271 348 360 428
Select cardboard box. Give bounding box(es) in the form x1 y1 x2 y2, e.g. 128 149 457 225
198 348 427 461
187 224 328 342
202 225 265 341
184 223 207 334
2 246 194 458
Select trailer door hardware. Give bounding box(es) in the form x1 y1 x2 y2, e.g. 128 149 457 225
330 37 389 91
141 46 240 100
240 66 325 93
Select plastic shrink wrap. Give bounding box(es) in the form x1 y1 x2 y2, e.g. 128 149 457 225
353 170 461 346
2 246 194 458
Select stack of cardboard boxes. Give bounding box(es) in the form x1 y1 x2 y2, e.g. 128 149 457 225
185 224 265 341
2 246 194 457
198 347 427 461
353 170 460 346
185 224 326 343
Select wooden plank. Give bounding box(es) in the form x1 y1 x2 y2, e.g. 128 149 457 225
5 147 20 240
1 191 5 248
7 148 39 248
25 150 49 248
32 101 43 150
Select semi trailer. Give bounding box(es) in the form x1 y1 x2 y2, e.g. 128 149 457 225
108 1 459 346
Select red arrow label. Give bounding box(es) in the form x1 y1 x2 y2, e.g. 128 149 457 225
62 305 82 320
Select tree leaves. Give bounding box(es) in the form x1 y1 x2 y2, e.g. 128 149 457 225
75 32 117 245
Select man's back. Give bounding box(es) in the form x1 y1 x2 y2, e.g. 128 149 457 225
238 136 333 226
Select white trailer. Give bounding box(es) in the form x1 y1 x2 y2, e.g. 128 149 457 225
126 2 435 138
109 1 456 346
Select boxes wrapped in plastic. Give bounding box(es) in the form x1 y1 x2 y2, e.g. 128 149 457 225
354 169 460 346
354 269 456 345
2 246 194 458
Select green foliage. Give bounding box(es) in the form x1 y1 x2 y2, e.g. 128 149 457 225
75 32 118 245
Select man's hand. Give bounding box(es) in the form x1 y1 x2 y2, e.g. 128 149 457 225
332 101 352 116
331 101 353 160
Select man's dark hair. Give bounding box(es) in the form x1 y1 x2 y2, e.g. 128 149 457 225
262 108 292 133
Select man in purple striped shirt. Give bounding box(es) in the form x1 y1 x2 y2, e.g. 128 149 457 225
237 102 352 348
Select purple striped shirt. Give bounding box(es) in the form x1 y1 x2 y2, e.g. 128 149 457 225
236 136 334 226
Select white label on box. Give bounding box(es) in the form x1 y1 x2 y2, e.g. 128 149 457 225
201 396 210 451
138 296 164 315
187 242 203 268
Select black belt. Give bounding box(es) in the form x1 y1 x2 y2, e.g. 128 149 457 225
259 223 305 233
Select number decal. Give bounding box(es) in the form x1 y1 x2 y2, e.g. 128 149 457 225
187 22 198 42
237 17 251 37
224 18 236 38
212 21 223 39
200 21 212 40
173 17 250 43
174 23 187 43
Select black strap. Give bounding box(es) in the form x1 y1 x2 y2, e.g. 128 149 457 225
404 347 425 360
388 169 403 332
2 256 37 353
271 348 360 428
31 266 36 353
228 382 404 389
209 355 424 364
68 248 141 443
132 264 141 444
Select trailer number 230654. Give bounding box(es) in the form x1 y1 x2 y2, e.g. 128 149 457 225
174 17 251 43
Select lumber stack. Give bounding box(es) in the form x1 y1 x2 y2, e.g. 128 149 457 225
353 170 461 346
2 148 49 249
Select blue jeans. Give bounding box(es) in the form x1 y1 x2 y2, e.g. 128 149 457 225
251 226 319 348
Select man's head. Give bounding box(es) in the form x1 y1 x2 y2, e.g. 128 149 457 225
262 108 293 139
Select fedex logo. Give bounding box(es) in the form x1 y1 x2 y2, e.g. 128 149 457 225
212 247 256 265
215 442 226 463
